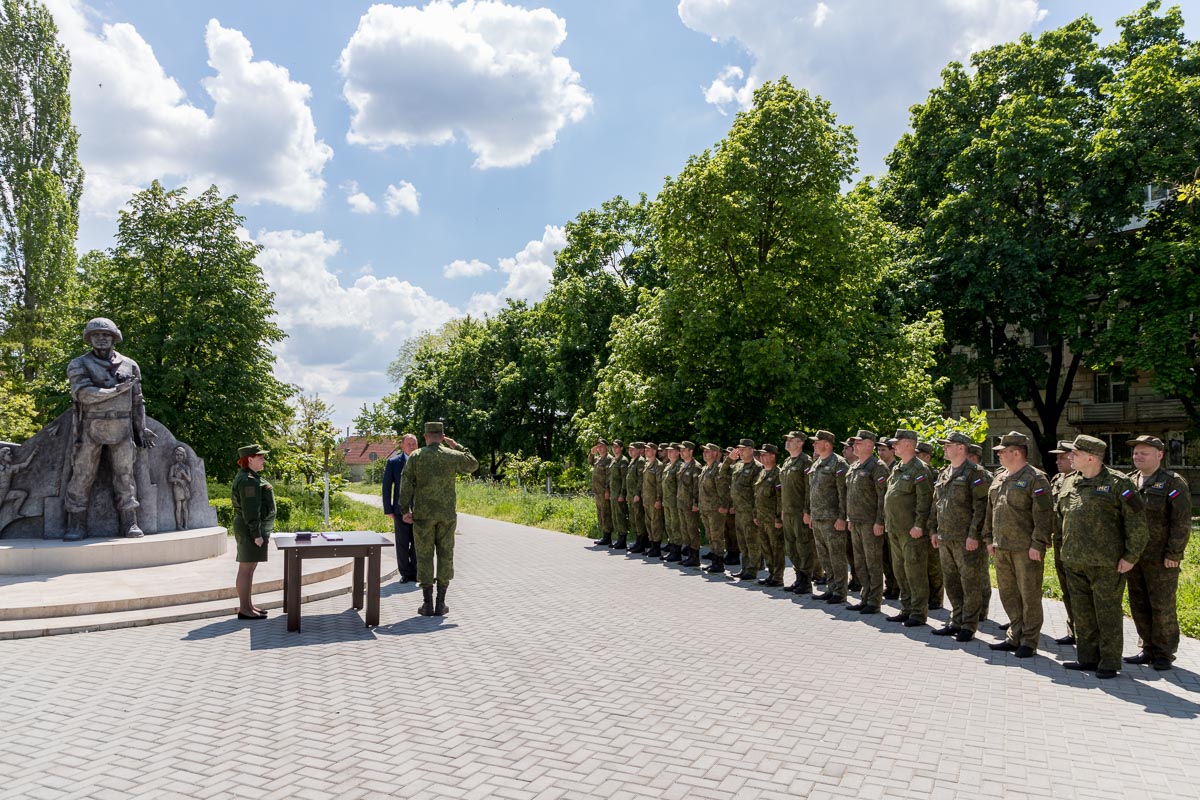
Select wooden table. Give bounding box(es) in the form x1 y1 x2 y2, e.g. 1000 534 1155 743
274 532 394 632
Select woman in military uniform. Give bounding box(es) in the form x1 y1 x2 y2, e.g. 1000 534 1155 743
231 444 277 619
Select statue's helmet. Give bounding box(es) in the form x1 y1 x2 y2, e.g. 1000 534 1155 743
82 317 123 345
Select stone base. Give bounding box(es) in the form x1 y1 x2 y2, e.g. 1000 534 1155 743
0 527 227 575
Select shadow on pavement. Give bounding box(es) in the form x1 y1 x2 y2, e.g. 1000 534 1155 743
181 609 381 649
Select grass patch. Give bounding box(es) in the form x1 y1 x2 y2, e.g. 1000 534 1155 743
455 480 599 538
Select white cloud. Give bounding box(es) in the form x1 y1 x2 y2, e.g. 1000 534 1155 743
466 225 565 316
384 181 421 216
338 0 592 168
443 258 493 279
46 0 332 223
678 0 1047 176
345 181 378 214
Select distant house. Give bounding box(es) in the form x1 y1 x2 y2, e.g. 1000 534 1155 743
337 437 398 480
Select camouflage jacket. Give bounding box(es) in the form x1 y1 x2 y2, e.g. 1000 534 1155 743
717 459 736 510
730 459 762 511
1055 465 1148 566
589 452 611 496
642 458 663 507
661 460 679 511
845 455 889 525
806 453 848 522
754 465 782 525
608 454 629 500
929 461 990 540
625 455 645 504
675 459 702 510
699 461 723 512
884 457 933 534
1128 467 1190 563
398 442 479 520
983 463 1053 552
780 452 811 512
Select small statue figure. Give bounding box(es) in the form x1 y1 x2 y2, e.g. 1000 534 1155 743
168 446 193 530
64 317 157 540
0 444 39 535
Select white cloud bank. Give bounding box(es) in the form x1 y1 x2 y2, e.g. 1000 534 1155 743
466 224 565 316
343 179 420 216
443 259 492 279
338 0 592 168
46 0 332 221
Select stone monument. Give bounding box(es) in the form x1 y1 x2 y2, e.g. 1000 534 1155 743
0 317 218 540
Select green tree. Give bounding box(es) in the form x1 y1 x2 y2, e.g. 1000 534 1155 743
0 0 84 420
82 182 292 480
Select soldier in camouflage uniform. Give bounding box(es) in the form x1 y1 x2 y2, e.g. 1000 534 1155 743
983 431 1053 657
753 444 785 586
883 430 934 626
625 443 648 553
968 442 994 618
1056 435 1149 678
608 440 630 550
588 438 613 546
731 439 763 580
917 441 945 610
876 437 900 600
1048 442 1077 643
806 430 849 603
718 447 741 566
1123 435 1190 671
642 443 666 558
398 422 480 616
661 444 681 561
675 442 704 568
781 431 814 594
845 430 889 613
698 444 730 575
928 431 991 641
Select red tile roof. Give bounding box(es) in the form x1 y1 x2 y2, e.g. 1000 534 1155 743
337 436 398 465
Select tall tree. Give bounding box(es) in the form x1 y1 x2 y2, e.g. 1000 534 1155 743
83 182 292 480
0 0 84 417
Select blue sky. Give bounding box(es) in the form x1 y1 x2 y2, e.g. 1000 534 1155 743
46 0 1197 430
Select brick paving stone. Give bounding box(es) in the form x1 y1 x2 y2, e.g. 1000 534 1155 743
2 510 1199 799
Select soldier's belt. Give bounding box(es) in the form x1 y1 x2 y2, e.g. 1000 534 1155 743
83 410 132 419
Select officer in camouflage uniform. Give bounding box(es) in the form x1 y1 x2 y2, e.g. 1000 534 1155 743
625 442 648 553
698 444 730 575
398 422 480 616
717 447 740 567
588 438 613 546
1048 441 1077 643
1056 434 1149 677
608 440 630 550
1123 435 1190 671
806 430 849 603
916 441 945 610
884 429 935 626
968 442 994 617
731 439 762 580
928 431 991 641
781 431 814 594
661 444 681 561
877 437 900 599
675 442 703 567
984 431 1053 657
754 444 785 587
845 430 889 613
641 443 666 558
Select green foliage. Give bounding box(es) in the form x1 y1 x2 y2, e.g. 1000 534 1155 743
898 403 990 466
209 480 389 534
454 480 599 538
210 496 293 528
81 182 292 481
0 372 38 441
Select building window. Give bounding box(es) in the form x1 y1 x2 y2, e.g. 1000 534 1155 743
1097 433 1134 466
1147 183 1170 205
1094 372 1128 404
978 380 1001 411
1167 432 1188 468
1032 328 1051 348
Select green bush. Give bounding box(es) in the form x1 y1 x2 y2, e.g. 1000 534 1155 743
210 496 292 528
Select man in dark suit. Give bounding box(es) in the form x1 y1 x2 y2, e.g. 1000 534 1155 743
382 433 420 581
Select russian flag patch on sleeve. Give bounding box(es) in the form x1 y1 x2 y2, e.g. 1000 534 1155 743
1121 488 1133 499
1168 488 1180 498
1033 487 1046 496
973 478 984 486
915 474 926 482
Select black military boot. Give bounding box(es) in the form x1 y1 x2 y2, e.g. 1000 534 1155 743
790 572 812 595
628 534 648 554
434 585 449 616
724 550 741 566
418 586 435 616
680 545 692 562
682 549 702 568
702 549 716 561
593 532 613 547
647 540 662 558
612 535 628 550
736 568 757 581
705 556 726 574
665 544 683 562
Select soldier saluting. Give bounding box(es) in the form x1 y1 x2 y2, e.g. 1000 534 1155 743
64 318 157 540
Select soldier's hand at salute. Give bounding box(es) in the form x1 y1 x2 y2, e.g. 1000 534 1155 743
965 537 979 551
930 534 940 549
1028 548 1042 562
873 524 884 537
834 519 846 531
444 436 460 449
1117 558 1135 573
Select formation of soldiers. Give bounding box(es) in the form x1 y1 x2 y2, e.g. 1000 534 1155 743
588 429 1192 678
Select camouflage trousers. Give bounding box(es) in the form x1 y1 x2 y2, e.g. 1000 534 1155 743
993 549 1044 649
724 511 739 555
629 498 646 539
645 502 665 543
414 516 456 587
848 520 885 607
757 519 785 582
1062 561 1127 672
889 530 931 621
594 493 612 536
813 520 848 597
938 539 987 632
882 535 898 593
610 498 629 537
735 510 759 571
1052 536 1075 636
678 506 701 549
927 545 944 607
702 510 726 556
663 503 678 545
981 562 993 620
1127 558 1181 660
782 510 815 576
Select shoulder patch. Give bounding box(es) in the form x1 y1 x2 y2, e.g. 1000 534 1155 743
1168 488 1181 498
972 477 985 486
1033 486 1046 496
1013 479 1028 489
1095 485 1111 494
835 468 845 476
1120 487 1133 499
1152 482 1165 489
915 473 926 482
877 474 887 483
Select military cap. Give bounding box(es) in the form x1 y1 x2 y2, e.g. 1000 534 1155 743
645 442 659 451
723 447 734 455
658 442 670 450
1126 434 1165 451
761 443 779 454
1048 440 1073 454
939 431 973 446
631 441 645 449
916 440 935 454
879 437 896 448
1069 434 1107 456
424 421 445 434
991 431 1029 450
611 438 624 446
238 443 269 458
668 442 680 449
703 442 722 452
812 430 836 443
893 429 919 442
738 438 756 448
595 437 609 445
966 443 983 457
680 440 697 450
849 429 877 442
785 430 807 440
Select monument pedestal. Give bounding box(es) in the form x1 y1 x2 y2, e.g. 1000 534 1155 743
0 527 227 575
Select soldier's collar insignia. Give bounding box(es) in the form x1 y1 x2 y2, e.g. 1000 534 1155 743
1152 482 1165 489
1014 479 1028 488
1095 485 1111 493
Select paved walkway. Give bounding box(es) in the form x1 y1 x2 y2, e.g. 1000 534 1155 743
2 509 1199 800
